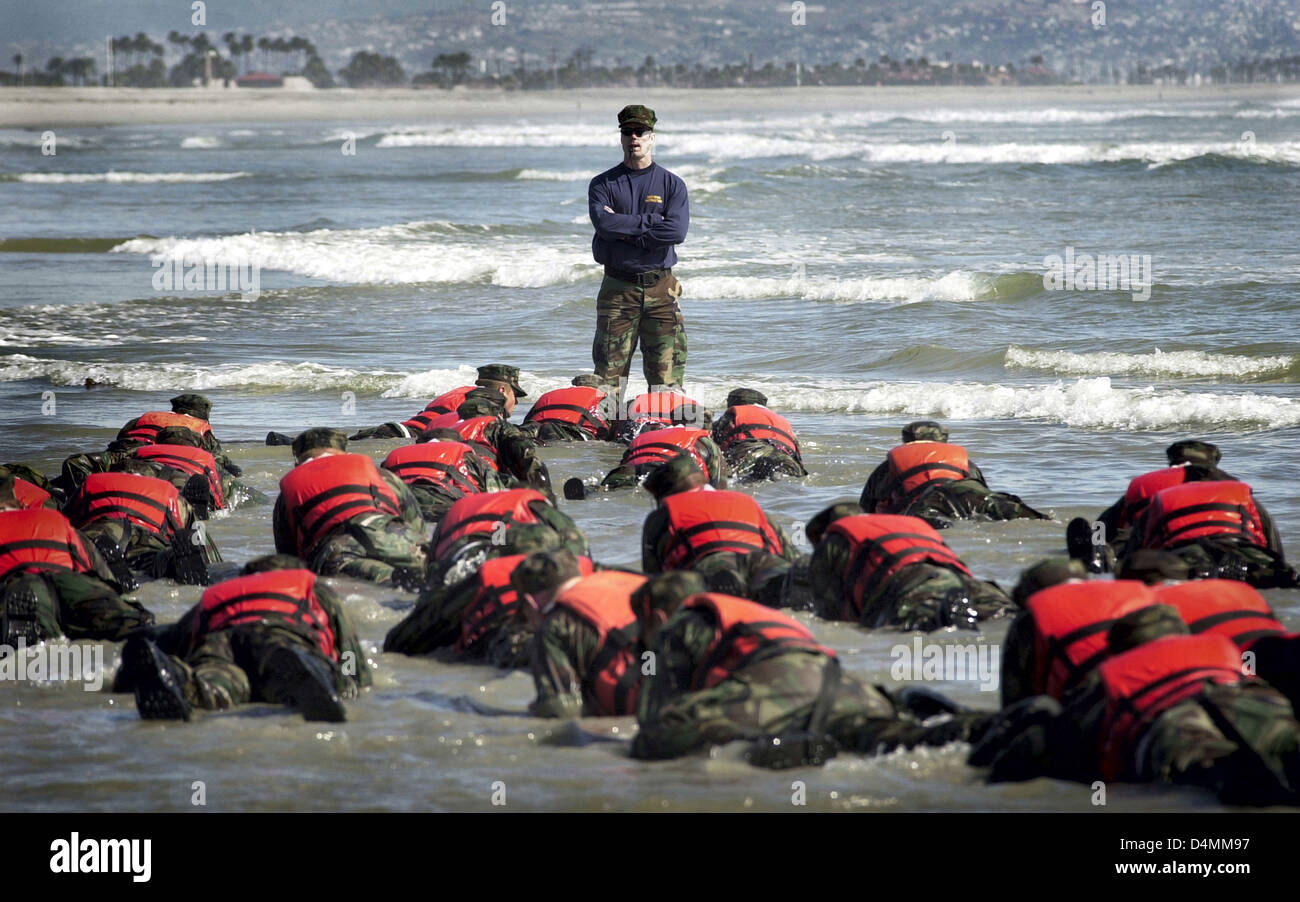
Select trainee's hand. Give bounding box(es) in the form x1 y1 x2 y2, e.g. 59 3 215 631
603 205 615 213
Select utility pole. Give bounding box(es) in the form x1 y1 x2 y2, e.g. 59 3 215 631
106 35 113 86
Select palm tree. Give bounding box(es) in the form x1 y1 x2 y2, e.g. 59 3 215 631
257 37 269 72
14 52 24 85
240 34 253 74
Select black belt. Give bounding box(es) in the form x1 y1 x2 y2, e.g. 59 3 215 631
605 267 670 287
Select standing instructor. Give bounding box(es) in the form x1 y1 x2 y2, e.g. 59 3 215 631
589 104 690 391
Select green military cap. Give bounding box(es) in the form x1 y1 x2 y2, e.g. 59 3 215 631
154 426 203 448
1011 557 1087 606
805 500 865 546
242 554 309 575
902 420 948 443
510 549 584 596
114 458 158 477
726 388 768 408
1107 603 1189 655
456 388 507 419
291 427 348 460
630 571 708 620
572 374 604 388
0 473 16 505
643 452 705 500
476 364 528 399
1117 549 1190 585
1166 440 1220 467
617 104 656 130
170 393 212 420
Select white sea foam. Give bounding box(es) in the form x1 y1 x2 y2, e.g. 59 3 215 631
676 376 1300 431
11 170 251 184
0 354 405 393
686 271 988 303
180 136 222 149
111 222 596 287
1006 347 1294 379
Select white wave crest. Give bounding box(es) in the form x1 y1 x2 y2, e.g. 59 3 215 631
110 222 596 287
686 271 986 303
676 376 1300 431
180 136 222 149
12 172 250 184
1006 347 1294 379
0 354 406 393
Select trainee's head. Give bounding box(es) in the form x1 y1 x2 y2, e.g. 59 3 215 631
901 420 948 443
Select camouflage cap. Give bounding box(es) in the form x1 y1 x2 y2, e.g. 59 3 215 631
1166 440 1221 467
1011 557 1087 606
1107 603 1189 655
0 474 16 506
115 458 158 477
456 388 508 419
476 364 527 399
154 426 203 448
1 463 50 490
726 388 768 408
617 104 656 130
1118 549 1191 585
242 553 309 575
572 374 604 388
805 500 865 546
630 571 707 621
902 420 948 443
170 393 212 420
291 427 348 460
510 550 584 596
643 452 706 500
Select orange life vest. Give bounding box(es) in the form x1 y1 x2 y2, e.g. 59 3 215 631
194 569 337 660
523 386 609 438
419 413 500 469
1119 466 1190 529
624 391 702 427
684 592 834 690
0 509 95 579
131 444 225 509
67 472 185 541
433 489 547 560
884 442 972 510
1098 633 1244 781
122 411 213 445
715 405 801 459
823 514 973 622
1025 580 1157 699
1154 580 1285 649
456 554 597 654
401 386 475 434
549 570 648 715
14 478 52 510
1141 481 1268 550
622 427 713 478
279 453 404 559
660 489 784 570
382 441 484 497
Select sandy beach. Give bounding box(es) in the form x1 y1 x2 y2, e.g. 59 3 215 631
2 83 1297 128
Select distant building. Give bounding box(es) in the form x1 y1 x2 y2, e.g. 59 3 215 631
236 72 284 88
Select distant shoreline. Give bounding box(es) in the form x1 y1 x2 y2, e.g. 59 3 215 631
1 83 1296 128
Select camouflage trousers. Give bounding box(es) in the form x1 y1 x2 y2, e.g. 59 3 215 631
633 651 988 760
692 550 792 606
1133 684 1300 806
407 485 461 526
164 624 349 711
310 514 429 584
905 480 1049 526
1 570 152 645
81 519 219 582
592 272 687 387
857 564 1013 632
1163 539 1299 589
724 442 807 483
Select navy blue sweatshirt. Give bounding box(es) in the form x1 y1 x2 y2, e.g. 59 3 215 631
588 162 689 273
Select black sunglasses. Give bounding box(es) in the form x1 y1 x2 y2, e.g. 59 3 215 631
620 127 651 137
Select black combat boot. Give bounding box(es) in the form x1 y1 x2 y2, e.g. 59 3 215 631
123 635 193 721
262 646 347 723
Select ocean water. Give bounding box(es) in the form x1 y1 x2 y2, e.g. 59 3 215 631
1 91 1299 811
